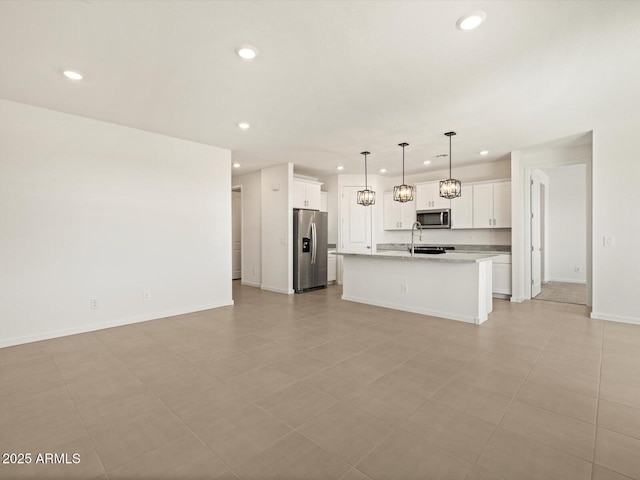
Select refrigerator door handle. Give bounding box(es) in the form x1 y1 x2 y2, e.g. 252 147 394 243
311 222 317 264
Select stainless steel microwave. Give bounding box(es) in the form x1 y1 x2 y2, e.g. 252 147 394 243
416 209 451 229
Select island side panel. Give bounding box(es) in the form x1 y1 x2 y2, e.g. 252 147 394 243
341 255 492 324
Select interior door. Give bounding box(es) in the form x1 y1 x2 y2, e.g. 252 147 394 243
232 190 242 280
531 178 542 297
340 186 372 253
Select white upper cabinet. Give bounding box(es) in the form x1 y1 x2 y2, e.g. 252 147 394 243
416 181 450 210
383 192 416 230
450 188 473 229
293 179 322 210
472 181 511 228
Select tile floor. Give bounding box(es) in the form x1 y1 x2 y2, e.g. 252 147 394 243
1 282 640 479
535 281 587 305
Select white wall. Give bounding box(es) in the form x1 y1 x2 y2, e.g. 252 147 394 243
544 164 587 283
260 163 293 294
592 125 640 324
0 100 232 348
233 171 261 287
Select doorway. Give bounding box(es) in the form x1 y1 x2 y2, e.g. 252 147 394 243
232 187 242 280
531 164 587 305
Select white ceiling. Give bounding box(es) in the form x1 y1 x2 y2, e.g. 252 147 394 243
1 1 639 178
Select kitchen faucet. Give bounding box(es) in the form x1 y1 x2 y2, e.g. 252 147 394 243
411 221 423 257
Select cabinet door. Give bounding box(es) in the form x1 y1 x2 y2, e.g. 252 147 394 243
473 183 494 228
399 200 416 230
383 192 401 230
306 183 322 210
493 263 512 295
327 254 337 282
431 181 451 210
415 183 431 210
493 182 511 228
292 180 307 209
450 187 473 229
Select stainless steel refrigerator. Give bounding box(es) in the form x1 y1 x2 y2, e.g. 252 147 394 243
293 209 328 293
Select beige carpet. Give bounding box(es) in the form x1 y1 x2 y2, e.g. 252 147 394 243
535 281 586 305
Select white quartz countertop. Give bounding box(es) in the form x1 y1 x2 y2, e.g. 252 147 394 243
337 250 498 263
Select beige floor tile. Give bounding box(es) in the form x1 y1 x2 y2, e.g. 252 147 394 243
537 348 601 378
340 469 373 480
257 382 337 428
401 399 495 463
357 429 472 480
235 431 350 480
302 365 373 400
0 384 77 429
298 402 391 465
243 341 301 363
189 404 292 468
598 399 640 440
305 337 371 364
108 434 231 480
270 352 330 379
477 428 592 480
527 363 599 397
592 464 636 480
453 365 525 398
516 378 598 424
201 352 264 381
345 381 425 426
464 465 504 480
499 400 596 461
89 403 191 471
468 350 536 377
77 389 164 429
65 374 147 407
223 365 296 402
431 379 512 425
595 428 640 479
600 379 640 410
370 364 453 399
404 350 469 376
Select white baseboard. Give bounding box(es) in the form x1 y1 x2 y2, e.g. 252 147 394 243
548 278 587 284
241 280 261 288
510 296 526 303
0 300 234 349
341 294 486 325
261 285 294 295
590 312 640 325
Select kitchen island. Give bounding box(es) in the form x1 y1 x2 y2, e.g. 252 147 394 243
339 250 497 324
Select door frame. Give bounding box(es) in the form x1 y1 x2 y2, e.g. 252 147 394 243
231 185 243 281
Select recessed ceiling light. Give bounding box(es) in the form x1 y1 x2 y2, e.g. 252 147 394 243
337 166 344 171
236 45 259 60
233 163 241 168
423 160 431 165
479 150 489 156
379 168 387 173
63 70 83 80
238 122 250 129
456 11 487 31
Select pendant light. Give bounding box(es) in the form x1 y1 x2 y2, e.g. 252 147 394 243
393 142 414 202
357 151 376 206
439 132 462 199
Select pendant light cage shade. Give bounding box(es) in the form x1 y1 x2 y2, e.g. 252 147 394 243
357 189 376 206
440 131 462 199
439 178 462 199
357 151 376 206
393 142 414 203
393 184 414 202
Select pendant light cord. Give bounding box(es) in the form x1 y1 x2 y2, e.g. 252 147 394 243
364 153 368 188
449 134 452 178
402 145 405 183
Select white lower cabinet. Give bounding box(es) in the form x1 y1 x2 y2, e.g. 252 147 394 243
492 254 512 297
328 252 337 282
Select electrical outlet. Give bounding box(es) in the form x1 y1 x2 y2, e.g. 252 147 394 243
604 236 615 247
143 291 150 301
400 283 408 294
575 266 582 273
90 299 98 310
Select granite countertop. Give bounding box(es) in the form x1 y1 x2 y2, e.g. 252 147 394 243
376 243 511 255
337 250 498 263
